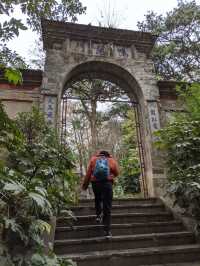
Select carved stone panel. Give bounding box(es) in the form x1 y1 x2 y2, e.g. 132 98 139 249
44 95 57 126
63 39 133 59
147 101 161 137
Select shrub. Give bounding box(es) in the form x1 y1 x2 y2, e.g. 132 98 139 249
155 83 200 230
0 104 77 265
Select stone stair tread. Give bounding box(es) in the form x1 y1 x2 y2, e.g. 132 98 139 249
58 211 172 220
56 221 183 231
55 231 192 245
70 203 164 209
79 197 158 202
56 197 200 264
60 244 200 260
137 264 200 266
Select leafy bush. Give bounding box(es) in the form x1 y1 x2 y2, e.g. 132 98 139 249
9 107 78 214
0 104 77 265
119 149 141 194
119 110 141 194
155 83 200 229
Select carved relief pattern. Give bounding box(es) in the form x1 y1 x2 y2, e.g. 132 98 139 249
116 46 129 58
70 40 85 53
65 38 132 59
95 44 105 56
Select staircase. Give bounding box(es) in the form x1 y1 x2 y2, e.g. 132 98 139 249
55 198 200 266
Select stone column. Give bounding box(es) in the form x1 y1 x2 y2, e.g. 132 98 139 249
147 100 167 196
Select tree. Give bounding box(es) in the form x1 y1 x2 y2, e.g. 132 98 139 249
119 109 141 193
64 101 91 176
64 100 125 177
67 78 123 152
28 38 45 70
0 0 86 81
97 0 126 28
137 0 200 82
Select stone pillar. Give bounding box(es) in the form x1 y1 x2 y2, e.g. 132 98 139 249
41 69 59 128
147 100 167 196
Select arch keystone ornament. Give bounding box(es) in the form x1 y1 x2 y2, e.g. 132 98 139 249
41 19 162 197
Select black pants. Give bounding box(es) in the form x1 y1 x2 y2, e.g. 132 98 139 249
92 181 113 232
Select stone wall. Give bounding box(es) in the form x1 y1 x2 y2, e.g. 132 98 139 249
0 70 42 118
153 81 185 196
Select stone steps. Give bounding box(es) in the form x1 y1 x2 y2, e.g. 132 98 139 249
55 221 185 239
54 231 194 254
60 244 200 266
70 203 165 216
138 264 200 266
55 197 200 265
78 197 159 206
57 212 174 227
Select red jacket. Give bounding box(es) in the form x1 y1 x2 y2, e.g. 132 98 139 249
82 154 119 189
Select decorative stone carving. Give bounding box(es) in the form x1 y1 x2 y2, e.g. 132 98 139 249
62 39 132 59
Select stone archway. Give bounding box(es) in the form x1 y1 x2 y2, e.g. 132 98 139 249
61 60 150 197
41 19 161 197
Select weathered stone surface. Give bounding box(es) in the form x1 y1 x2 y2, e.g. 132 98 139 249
0 69 42 118
41 20 162 197
57 198 200 266
55 221 184 240
135 262 200 266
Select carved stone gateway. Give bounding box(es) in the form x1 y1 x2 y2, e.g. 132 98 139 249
41 19 163 197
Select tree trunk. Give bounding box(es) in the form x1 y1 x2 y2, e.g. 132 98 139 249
90 99 98 153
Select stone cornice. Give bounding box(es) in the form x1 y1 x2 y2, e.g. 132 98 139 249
41 19 157 56
157 80 188 99
0 69 43 87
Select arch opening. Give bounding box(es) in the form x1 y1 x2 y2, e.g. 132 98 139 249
62 61 144 104
60 61 149 198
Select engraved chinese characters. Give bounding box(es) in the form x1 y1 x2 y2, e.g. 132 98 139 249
44 96 57 125
148 101 160 136
64 38 132 59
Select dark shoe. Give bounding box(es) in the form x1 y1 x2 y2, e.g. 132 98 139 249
96 215 102 224
103 230 112 237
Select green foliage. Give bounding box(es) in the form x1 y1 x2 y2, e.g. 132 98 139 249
4 68 23 84
106 103 130 120
155 119 200 181
0 0 86 34
137 0 200 81
0 104 77 265
0 0 86 81
0 102 22 154
155 83 200 228
9 107 78 213
0 2 29 78
178 83 200 120
155 83 200 181
119 110 141 194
